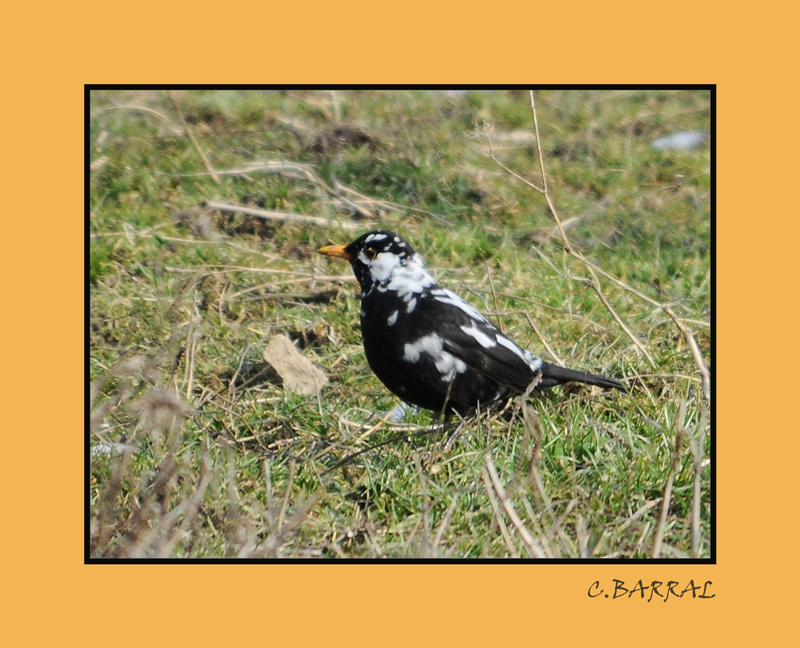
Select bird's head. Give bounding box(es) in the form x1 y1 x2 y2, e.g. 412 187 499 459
319 230 434 296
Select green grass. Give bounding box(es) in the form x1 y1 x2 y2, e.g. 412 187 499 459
89 89 711 559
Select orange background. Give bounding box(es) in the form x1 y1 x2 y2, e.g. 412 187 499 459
4 1 794 645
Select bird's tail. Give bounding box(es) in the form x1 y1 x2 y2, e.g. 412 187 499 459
540 362 627 393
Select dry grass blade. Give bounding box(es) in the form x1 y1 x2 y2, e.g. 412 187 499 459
180 159 374 219
521 397 576 556
578 256 710 399
584 267 655 366
205 200 366 231
481 462 520 558
433 496 459 550
576 515 590 558
522 312 564 366
169 91 221 185
686 401 708 558
483 453 547 558
520 380 543 467
412 453 434 556
652 400 688 558
153 455 213 558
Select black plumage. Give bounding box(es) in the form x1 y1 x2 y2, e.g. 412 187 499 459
320 230 625 416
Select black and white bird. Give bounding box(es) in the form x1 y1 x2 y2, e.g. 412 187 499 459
320 230 626 417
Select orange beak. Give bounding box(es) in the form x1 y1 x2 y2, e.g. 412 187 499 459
319 244 353 261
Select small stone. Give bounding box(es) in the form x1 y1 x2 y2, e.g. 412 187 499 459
651 130 707 151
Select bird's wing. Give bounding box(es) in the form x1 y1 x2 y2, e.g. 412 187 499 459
442 325 539 392
418 289 541 392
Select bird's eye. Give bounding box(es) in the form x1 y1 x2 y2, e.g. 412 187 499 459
365 248 377 260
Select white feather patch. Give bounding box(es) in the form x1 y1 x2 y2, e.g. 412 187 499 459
431 289 487 322
403 334 467 382
460 323 497 348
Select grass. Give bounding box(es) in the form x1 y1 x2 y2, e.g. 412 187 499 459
89 88 711 559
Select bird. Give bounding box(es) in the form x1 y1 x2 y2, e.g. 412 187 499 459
319 230 626 417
